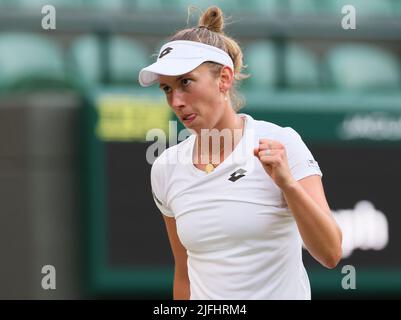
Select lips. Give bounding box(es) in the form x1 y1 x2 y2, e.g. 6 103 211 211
182 113 196 122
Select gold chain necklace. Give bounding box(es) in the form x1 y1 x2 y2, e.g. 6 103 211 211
198 117 245 174
194 140 226 174
203 146 225 174
205 162 216 174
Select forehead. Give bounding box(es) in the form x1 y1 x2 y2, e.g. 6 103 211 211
158 63 210 85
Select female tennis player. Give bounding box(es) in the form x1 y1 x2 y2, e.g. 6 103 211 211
139 6 342 300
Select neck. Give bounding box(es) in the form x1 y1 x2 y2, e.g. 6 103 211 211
195 111 245 165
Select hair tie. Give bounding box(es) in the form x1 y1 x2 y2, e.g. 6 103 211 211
198 25 209 30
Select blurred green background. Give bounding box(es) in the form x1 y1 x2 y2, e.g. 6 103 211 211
0 0 401 299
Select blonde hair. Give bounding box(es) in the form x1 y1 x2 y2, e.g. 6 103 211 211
169 6 248 111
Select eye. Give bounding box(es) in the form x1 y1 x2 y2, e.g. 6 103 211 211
181 78 192 87
161 86 171 94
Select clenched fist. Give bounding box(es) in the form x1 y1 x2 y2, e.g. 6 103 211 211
253 138 296 190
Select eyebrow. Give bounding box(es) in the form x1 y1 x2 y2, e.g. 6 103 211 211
159 74 192 88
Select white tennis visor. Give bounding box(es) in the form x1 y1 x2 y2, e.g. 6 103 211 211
138 40 234 87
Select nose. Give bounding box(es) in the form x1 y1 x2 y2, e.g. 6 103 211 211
169 89 185 110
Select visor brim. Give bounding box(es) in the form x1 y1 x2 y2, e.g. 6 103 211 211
138 57 205 87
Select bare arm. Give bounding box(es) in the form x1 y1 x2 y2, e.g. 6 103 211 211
255 140 342 269
281 175 342 269
162 215 190 299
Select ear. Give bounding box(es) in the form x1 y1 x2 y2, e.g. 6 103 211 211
219 66 234 93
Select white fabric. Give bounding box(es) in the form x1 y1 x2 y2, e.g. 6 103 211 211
150 113 322 300
139 40 234 87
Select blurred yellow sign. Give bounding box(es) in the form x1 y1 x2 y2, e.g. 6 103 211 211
95 94 171 142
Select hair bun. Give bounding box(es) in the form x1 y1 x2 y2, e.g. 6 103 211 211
198 6 224 33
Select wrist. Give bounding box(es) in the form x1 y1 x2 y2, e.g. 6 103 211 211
280 177 299 192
